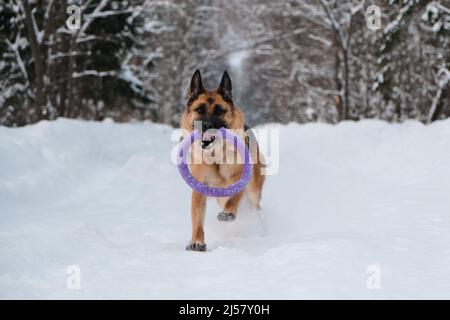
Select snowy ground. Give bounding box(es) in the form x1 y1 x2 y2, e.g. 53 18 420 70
1 118 450 299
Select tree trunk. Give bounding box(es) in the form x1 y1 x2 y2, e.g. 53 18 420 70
427 86 444 124
332 36 343 121
22 0 46 120
427 71 449 124
343 50 350 119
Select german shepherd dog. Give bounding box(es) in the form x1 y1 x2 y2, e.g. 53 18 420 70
181 70 265 251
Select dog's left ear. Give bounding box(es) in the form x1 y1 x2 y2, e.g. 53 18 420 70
188 69 204 104
218 71 233 103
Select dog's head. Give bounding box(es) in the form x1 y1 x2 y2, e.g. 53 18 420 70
181 69 244 149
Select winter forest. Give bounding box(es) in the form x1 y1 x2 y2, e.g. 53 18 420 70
0 0 449 128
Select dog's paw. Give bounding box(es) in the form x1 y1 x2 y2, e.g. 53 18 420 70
186 242 207 252
217 211 236 222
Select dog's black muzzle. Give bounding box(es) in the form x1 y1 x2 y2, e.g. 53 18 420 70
199 119 226 149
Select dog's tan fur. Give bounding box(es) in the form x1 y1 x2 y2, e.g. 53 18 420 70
181 70 265 251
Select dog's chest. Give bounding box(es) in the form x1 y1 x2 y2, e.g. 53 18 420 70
217 144 241 179
217 163 242 182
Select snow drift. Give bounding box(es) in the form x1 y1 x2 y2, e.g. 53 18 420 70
1 118 450 299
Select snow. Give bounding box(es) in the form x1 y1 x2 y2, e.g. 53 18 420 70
1 119 450 299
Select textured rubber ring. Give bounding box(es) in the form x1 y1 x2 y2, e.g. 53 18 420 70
177 128 253 197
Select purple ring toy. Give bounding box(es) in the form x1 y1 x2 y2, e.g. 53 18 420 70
177 128 253 197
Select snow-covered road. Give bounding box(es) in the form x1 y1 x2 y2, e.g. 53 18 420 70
1 119 450 299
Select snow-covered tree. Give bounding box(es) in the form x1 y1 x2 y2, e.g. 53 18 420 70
374 0 450 122
0 0 157 126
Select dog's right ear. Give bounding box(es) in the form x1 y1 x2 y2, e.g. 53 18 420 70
188 69 204 104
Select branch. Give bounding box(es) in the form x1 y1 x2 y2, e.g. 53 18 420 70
383 2 413 36
44 0 54 20
30 7 44 44
42 0 56 42
77 0 110 38
427 66 450 123
319 0 347 50
84 8 135 19
72 70 117 78
318 0 364 51
5 34 29 82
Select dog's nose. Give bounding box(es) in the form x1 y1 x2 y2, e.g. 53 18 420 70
202 121 213 132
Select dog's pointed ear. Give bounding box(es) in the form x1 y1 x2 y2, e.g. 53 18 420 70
188 69 204 103
218 71 232 103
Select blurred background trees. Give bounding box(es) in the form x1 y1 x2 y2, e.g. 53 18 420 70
0 0 155 126
1 0 449 127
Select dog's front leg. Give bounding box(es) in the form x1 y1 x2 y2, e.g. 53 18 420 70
186 190 207 251
217 190 244 222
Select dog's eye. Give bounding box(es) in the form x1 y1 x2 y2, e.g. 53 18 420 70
214 105 225 116
195 104 206 115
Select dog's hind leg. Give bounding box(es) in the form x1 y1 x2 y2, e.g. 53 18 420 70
186 190 207 251
217 190 244 222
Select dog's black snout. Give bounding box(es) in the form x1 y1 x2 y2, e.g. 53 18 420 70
202 121 213 132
